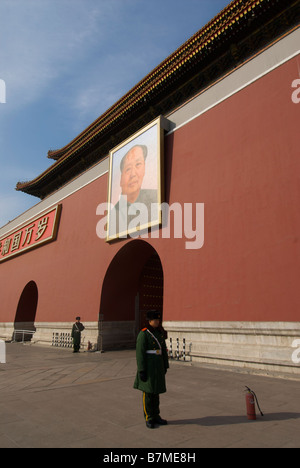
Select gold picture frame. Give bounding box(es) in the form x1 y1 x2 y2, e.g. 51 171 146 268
106 116 167 242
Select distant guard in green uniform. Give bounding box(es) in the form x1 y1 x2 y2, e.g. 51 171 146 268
71 317 85 353
134 310 169 429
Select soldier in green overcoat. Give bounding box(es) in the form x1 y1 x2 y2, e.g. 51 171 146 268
71 317 85 353
134 310 169 429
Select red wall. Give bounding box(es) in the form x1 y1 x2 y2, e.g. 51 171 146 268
161 56 300 322
0 177 112 323
0 56 299 325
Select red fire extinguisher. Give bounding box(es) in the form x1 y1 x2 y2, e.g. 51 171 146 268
245 386 264 420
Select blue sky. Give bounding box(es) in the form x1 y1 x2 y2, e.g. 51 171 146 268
0 0 229 228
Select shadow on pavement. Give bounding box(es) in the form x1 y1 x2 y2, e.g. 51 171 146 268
168 412 300 426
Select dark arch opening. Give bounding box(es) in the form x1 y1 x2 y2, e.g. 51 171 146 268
14 281 38 341
99 240 163 350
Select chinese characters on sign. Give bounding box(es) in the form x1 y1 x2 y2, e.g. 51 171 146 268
0 205 61 263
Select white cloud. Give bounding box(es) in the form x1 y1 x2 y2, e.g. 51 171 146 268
0 0 158 134
0 0 113 110
62 48 161 132
0 0 230 229
0 0 228 128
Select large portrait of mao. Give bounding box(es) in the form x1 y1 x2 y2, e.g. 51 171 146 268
106 116 166 242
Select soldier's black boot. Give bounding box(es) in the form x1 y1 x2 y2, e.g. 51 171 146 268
146 420 156 429
155 416 168 425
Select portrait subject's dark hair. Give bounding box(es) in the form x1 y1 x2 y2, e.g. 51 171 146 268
120 145 148 172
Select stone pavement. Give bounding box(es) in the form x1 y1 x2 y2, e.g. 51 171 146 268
0 342 299 448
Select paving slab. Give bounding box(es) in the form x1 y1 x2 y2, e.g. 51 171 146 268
0 342 299 449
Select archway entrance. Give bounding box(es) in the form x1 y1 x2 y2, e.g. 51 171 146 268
137 253 163 331
99 240 163 350
14 281 38 341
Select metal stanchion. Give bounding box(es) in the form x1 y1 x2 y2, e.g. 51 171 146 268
169 337 173 359
168 337 191 362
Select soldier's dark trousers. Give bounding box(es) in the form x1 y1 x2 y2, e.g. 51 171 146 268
73 342 80 352
143 392 160 422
